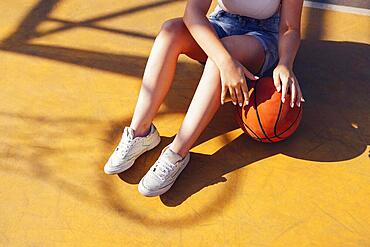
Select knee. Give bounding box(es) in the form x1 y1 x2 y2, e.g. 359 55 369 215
160 18 187 38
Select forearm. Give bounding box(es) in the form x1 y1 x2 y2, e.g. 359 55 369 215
183 8 232 68
278 28 301 69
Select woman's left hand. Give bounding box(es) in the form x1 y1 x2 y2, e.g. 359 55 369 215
273 64 305 107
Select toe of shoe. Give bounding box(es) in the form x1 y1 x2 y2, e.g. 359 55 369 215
138 177 157 197
103 158 120 175
103 163 115 175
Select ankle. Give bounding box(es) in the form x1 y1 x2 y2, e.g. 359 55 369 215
169 143 188 159
131 124 151 138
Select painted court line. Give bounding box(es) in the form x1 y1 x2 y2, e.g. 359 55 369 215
304 1 370 16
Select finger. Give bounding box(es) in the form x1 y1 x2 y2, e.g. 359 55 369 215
281 76 289 103
296 87 303 107
294 78 303 107
240 79 249 105
297 93 303 107
273 71 281 92
221 85 227 105
235 84 244 107
292 75 304 107
241 64 259 81
229 87 237 105
290 79 297 108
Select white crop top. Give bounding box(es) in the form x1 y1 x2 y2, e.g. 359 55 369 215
217 0 281 19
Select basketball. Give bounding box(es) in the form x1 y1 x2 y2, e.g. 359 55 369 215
234 77 303 143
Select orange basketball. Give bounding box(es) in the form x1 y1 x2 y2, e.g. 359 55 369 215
234 77 303 143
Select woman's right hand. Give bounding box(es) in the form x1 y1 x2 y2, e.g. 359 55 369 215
219 57 259 106
220 58 259 106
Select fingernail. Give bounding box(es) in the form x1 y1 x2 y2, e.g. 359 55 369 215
276 86 281 92
282 97 285 103
254 76 259 80
233 101 236 105
246 100 249 105
298 102 301 107
239 102 242 107
290 102 294 108
301 98 305 102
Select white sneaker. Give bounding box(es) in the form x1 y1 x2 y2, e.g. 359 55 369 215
138 144 190 197
104 123 161 175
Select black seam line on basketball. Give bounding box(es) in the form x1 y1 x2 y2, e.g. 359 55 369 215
242 121 263 141
254 80 273 143
275 105 302 138
254 135 279 140
236 106 262 141
251 133 281 141
273 99 284 139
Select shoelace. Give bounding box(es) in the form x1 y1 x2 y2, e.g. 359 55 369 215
116 135 133 158
153 158 176 181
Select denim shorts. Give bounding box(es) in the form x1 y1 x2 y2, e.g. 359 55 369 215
199 5 280 77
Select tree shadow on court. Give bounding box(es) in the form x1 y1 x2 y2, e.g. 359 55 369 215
0 112 103 202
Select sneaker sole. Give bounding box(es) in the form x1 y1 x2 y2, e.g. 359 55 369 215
104 134 161 175
138 153 190 197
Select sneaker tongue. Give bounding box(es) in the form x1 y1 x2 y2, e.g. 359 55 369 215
162 146 183 164
124 127 135 140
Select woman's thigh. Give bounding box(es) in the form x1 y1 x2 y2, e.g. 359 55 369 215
220 34 265 74
166 18 265 73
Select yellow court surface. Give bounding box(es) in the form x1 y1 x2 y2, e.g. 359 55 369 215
1 0 369 246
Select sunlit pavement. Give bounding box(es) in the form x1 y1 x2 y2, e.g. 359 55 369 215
0 1 369 246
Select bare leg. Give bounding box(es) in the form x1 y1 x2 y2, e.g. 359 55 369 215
129 18 207 137
170 35 265 157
